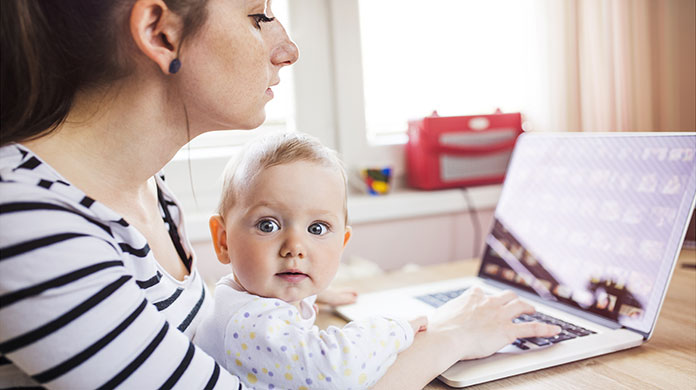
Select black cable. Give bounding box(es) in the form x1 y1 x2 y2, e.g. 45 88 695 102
461 187 483 258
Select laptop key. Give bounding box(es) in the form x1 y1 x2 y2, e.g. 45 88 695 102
416 294 445 308
515 313 534 322
416 288 469 308
519 312 595 339
522 337 552 346
549 332 576 343
445 289 467 299
433 292 453 302
530 312 550 320
548 319 568 327
512 339 530 350
566 328 592 337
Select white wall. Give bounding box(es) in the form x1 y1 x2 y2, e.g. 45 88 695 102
343 209 495 271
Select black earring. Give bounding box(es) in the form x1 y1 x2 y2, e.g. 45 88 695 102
169 58 182 74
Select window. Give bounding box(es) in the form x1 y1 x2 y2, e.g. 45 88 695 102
170 0 545 240
357 0 545 141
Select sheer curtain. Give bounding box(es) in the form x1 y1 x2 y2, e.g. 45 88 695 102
537 0 695 132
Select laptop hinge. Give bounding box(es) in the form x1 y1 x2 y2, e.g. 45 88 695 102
482 277 626 331
622 326 650 340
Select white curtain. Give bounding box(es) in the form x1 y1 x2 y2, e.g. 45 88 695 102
535 0 695 132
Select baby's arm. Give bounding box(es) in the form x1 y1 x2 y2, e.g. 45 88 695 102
223 303 415 390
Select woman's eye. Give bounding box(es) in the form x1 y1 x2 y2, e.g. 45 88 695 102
249 13 275 29
257 220 280 233
308 223 329 236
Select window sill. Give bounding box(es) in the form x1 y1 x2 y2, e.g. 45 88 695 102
184 185 502 242
347 184 502 225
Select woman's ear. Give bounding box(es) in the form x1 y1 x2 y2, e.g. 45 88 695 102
129 0 184 74
209 215 231 264
343 226 352 248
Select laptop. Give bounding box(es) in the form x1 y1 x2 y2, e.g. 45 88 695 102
336 132 696 388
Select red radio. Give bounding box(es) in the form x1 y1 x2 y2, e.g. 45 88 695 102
406 112 523 190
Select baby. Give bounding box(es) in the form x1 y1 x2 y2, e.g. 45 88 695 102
194 132 426 390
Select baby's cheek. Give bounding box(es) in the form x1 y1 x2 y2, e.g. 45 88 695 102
235 270 265 295
317 263 341 289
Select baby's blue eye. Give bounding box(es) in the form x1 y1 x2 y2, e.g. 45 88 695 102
308 223 329 236
257 220 280 233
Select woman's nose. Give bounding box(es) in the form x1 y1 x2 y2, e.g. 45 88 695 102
271 22 299 67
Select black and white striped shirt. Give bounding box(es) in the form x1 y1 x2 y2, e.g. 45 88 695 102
0 145 244 389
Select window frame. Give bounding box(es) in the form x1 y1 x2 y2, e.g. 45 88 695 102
326 0 406 169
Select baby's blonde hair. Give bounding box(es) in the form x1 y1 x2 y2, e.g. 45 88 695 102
217 132 348 223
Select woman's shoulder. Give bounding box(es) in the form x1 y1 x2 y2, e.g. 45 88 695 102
0 144 159 285
0 143 212 334
1 143 66 186
0 144 132 245
1 144 106 212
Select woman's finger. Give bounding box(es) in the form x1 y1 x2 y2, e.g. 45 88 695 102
513 321 562 339
488 290 518 306
501 298 536 319
455 286 485 304
316 289 358 306
469 286 485 296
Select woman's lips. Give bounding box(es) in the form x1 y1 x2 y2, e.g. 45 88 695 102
265 87 274 98
276 272 307 283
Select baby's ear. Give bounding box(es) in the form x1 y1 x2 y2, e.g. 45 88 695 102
209 215 231 264
343 226 352 248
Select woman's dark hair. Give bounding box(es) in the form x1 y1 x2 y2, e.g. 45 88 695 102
0 0 209 146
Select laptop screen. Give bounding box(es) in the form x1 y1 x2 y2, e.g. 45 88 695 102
479 133 696 335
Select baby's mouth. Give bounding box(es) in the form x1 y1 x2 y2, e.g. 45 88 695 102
276 271 308 283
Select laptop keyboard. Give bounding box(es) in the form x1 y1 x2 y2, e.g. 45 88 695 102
415 288 469 308
416 288 596 350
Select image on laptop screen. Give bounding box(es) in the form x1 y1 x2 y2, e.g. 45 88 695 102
478 134 696 335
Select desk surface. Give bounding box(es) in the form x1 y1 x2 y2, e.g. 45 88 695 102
319 249 696 389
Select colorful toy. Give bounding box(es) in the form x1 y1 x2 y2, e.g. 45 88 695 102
362 167 392 195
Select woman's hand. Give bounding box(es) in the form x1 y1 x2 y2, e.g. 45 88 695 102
372 286 560 390
408 315 429 334
428 286 561 360
316 288 358 307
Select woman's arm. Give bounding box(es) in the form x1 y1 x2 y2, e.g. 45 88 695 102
372 287 561 390
370 326 461 390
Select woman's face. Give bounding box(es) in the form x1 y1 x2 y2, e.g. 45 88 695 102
180 0 298 133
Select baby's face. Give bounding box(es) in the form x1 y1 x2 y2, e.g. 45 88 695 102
222 161 350 307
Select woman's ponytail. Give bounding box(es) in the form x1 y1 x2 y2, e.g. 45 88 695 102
0 1 74 145
0 0 210 147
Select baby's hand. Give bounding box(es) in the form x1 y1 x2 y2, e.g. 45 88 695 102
316 288 358 307
409 315 428 334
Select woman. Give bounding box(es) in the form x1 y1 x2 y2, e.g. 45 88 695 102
0 1 559 389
